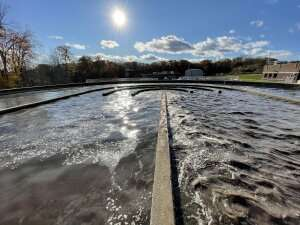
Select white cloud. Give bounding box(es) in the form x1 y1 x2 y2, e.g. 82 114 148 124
260 34 266 38
48 35 64 40
90 53 165 63
192 36 270 59
134 35 194 54
193 36 243 55
229 30 236 34
243 40 269 49
100 40 119 49
133 34 292 60
65 43 87 50
250 20 264 28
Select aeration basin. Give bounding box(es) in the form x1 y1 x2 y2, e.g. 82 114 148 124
0 84 299 225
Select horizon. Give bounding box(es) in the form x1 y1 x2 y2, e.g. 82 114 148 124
5 0 300 64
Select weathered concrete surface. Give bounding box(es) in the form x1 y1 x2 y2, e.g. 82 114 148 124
150 92 175 225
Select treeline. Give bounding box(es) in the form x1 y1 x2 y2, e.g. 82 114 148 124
122 57 268 76
24 55 125 86
20 55 271 87
23 55 269 86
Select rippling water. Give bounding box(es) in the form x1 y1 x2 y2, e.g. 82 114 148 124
0 86 107 110
168 89 300 225
0 90 160 225
240 86 300 101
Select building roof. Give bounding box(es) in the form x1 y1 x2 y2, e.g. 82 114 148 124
186 69 203 71
263 63 300 73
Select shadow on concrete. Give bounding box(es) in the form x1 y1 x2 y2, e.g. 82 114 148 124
166 104 185 225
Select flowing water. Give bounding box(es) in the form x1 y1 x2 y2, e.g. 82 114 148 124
0 90 160 225
168 89 300 225
1 85 300 225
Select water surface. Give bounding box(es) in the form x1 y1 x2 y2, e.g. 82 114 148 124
168 89 300 225
0 90 160 225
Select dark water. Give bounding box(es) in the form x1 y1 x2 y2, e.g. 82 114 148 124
168 90 300 225
0 90 160 225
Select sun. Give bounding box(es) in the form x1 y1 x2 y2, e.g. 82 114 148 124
112 8 127 28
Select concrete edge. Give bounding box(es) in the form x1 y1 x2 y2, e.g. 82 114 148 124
0 87 113 116
150 92 175 225
1 79 299 95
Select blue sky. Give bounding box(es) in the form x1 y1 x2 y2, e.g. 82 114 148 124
6 0 300 63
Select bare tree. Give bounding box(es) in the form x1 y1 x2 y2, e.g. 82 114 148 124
9 30 34 76
0 2 11 77
0 28 14 77
55 45 72 65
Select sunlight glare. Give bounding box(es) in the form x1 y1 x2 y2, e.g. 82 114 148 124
112 8 127 28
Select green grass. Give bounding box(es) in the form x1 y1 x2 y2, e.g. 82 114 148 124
236 74 263 82
219 73 282 83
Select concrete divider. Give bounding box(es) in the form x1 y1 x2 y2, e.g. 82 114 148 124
150 92 175 225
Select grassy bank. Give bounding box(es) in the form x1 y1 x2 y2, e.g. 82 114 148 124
0 75 21 89
237 74 263 82
208 74 264 82
208 74 285 83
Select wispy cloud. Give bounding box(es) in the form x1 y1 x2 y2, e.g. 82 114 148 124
140 54 166 62
33 53 51 65
266 0 279 4
265 50 292 58
289 22 300 33
250 20 264 28
289 28 295 33
82 53 165 63
100 40 119 49
48 35 64 40
65 43 87 50
229 30 236 34
260 34 266 38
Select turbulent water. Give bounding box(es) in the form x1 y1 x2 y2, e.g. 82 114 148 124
1 85 300 225
168 89 300 225
0 90 160 225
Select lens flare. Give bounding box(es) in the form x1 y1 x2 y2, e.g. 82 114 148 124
112 8 127 28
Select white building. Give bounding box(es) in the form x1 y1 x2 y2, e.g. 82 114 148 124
183 69 204 80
